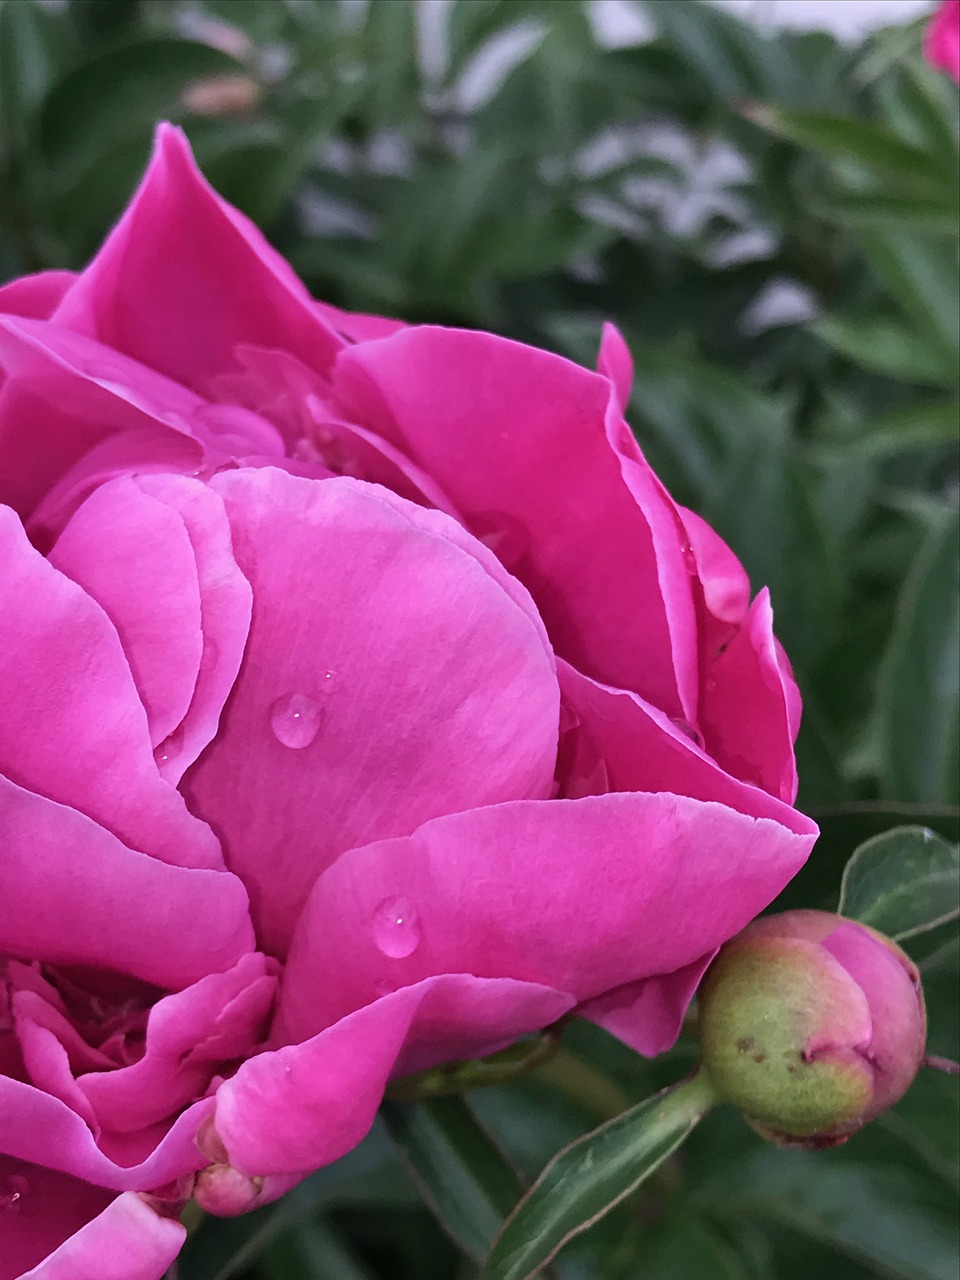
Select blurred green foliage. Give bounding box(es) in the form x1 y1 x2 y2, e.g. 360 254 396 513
0 1 957 1277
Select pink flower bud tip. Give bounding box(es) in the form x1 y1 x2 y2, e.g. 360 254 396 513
698 910 926 1147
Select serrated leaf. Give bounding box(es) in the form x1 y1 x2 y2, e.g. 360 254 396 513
838 826 960 941
483 1074 717 1280
381 1096 523 1264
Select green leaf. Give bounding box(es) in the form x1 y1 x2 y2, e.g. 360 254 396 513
859 231 960 367
697 1148 960 1280
745 106 944 185
813 316 958 386
38 38 244 179
483 1073 717 1280
838 825 960 941
812 190 960 237
381 1096 523 1263
879 510 960 805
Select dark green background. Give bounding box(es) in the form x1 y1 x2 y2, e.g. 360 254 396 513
1 2 957 1276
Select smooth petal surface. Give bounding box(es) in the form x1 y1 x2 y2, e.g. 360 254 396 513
184 469 559 955
0 774 254 989
0 1159 111 1280
332 327 693 713
698 589 801 802
277 793 815 1043
576 955 713 1056
53 125 344 392
0 316 201 518
216 976 573 1177
0 505 221 869
0 271 75 321
19 1191 185 1280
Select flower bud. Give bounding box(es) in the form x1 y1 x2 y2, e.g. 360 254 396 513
698 910 926 1147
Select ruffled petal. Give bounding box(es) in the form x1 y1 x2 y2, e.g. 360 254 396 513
0 774 254 990
277 792 815 1044
214 975 573 1177
183 469 560 955
0 506 222 869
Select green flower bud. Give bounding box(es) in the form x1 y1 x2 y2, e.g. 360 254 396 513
698 910 926 1148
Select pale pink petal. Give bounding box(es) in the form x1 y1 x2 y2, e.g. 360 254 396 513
184 469 560 955
0 506 221 869
53 124 344 392
332 327 692 713
0 774 254 989
699 588 801 802
18 1190 185 1280
277 793 815 1044
215 976 573 1176
0 272 76 320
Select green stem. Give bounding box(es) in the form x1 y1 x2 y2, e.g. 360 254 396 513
387 1020 567 1101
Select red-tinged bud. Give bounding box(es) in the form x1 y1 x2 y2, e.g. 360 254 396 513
193 1161 265 1217
698 910 926 1147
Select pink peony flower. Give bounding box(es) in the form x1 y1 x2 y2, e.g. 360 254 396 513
925 0 960 82
0 125 818 1277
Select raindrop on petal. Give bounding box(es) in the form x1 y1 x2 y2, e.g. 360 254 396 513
269 693 324 749
373 897 421 959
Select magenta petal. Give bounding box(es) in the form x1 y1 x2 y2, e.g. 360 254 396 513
18 1191 185 1280
0 1072 214 1191
314 300 408 343
0 506 221 869
576 955 713 1056
596 322 633 412
699 588 801 802
79 955 277 1133
0 774 254 989
0 271 76 321
333 327 692 712
556 660 815 834
184 468 560 955
50 478 203 749
0 1159 111 1280
0 316 202 518
53 124 344 391
277 793 815 1043
216 976 573 1176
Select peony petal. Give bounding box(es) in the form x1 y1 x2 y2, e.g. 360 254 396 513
576 955 714 1056
0 773 254 990
79 954 277 1133
0 1159 112 1280
0 505 222 869
0 1073 214 1191
0 316 202 519
49 478 204 750
184 469 560 955
698 588 801 802
53 124 344 393
332 327 694 713
17 1189 185 1280
0 272 76 321
555 660 815 834
277 793 815 1044
596 321 633 412
314 300 408 343
215 975 573 1176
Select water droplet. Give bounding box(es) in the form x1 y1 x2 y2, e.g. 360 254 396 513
670 717 705 749
680 542 698 576
269 693 324 749
0 1174 28 1212
319 669 338 693
373 897 421 959
154 726 184 766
